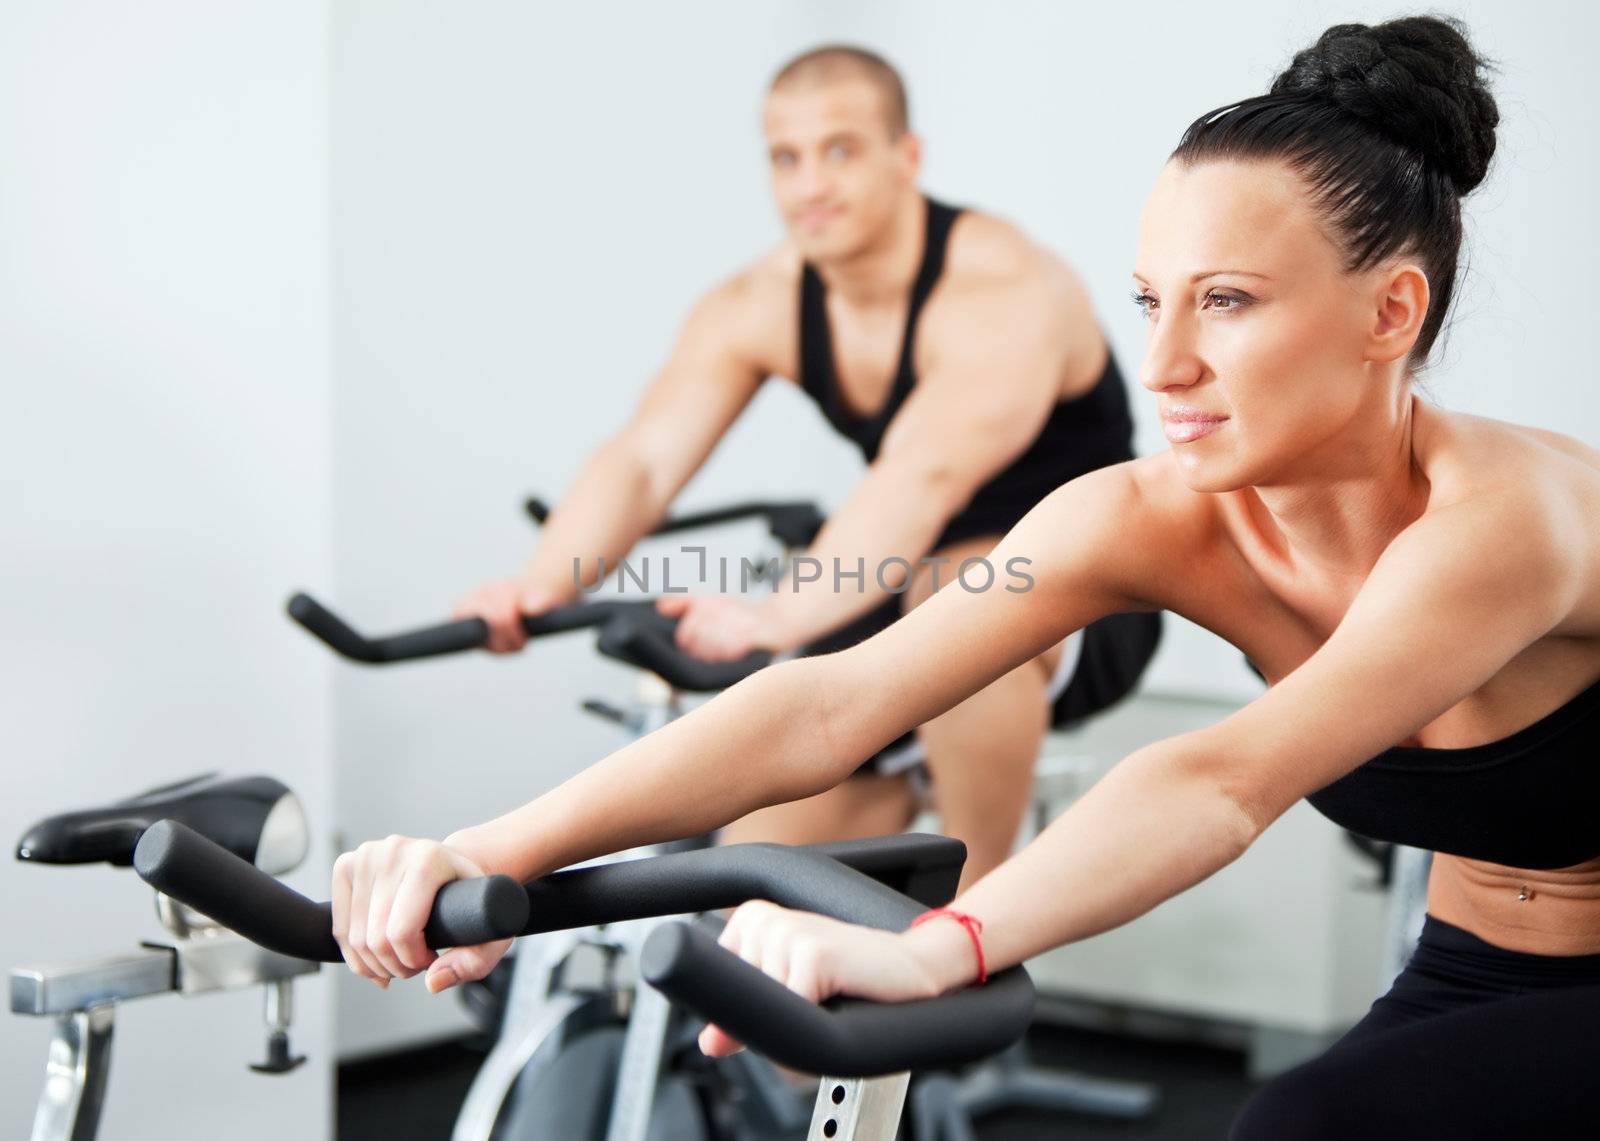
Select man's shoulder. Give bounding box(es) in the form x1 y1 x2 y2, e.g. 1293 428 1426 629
943 208 1068 290
685 244 801 363
704 244 802 316
926 207 1084 346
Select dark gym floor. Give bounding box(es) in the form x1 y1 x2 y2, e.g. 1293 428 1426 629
338 1022 1259 1140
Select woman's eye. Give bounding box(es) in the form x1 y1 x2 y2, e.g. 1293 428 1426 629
1130 291 1158 319
1202 290 1249 311
826 144 851 162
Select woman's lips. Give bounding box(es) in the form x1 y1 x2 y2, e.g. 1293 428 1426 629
1161 409 1227 444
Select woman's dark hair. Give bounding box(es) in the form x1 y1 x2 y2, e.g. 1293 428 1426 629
1173 16 1499 363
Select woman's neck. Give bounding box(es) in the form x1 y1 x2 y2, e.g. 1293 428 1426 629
1251 393 1433 580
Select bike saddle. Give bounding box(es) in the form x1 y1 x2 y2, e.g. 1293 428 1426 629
595 609 774 692
16 773 307 873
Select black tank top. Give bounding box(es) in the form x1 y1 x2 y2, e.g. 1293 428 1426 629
797 197 1136 548
1306 675 1600 870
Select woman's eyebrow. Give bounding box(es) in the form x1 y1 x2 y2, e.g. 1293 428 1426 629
1189 269 1273 284
1131 269 1274 287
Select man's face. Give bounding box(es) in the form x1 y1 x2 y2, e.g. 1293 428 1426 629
762 78 919 263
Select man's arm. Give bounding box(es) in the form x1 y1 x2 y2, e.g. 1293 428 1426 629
447 467 1151 880
331 468 1155 986
759 275 1075 647
457 280 768 649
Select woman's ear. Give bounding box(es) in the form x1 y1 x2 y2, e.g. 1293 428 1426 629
1367 263 1430 364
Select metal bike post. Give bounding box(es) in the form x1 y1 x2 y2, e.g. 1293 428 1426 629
28 1005 116 1141
808 1074 912 1141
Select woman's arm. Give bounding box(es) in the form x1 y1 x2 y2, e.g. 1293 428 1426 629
701 484 1586 1049
456 468 1156 883
333 466 1156 986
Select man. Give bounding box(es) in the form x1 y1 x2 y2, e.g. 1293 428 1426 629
457 45 1157 886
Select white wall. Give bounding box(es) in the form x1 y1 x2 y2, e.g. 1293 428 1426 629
10 0 1589 1129
327 0 1600 1052
327 0 870 1054
0 3 335 1138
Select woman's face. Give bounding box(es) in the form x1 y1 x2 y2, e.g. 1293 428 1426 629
1133 159 1398 493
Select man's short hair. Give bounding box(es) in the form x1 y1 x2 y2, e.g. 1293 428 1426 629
768 45 910 138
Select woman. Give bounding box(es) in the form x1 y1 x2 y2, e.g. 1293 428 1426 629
335 18 1599 1137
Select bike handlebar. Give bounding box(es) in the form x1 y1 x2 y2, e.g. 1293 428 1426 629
595 607 773 691
524 497 823 550
287 593 772 692
285 592 644 665
133 820 529 960
132 825 1031 1076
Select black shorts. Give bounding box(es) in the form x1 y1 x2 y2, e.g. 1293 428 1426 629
792 603 1163 780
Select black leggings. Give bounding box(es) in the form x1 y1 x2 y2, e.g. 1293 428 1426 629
1231 915 1600 1140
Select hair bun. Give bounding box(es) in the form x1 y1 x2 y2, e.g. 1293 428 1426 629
1270 17 1498 193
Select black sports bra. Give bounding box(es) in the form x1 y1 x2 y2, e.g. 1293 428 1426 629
797 196 1135 549
1306 675 1600 870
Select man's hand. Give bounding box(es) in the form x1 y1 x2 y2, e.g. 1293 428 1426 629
453 580 558 654
656 594 786 662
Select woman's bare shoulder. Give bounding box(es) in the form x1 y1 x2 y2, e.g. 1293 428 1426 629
1021 455 1227 600
1416 406 1600 504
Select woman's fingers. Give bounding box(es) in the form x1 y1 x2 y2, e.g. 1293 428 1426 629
698 1022 746 1057
344 843 389 985
755 915 793 990
331 851 380 983
426 939 514 994
363 838 419 979
386 863 442 975
701 902 810 1058
784 936 826 1005
336 835 481 985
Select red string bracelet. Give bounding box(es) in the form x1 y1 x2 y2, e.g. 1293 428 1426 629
911 908 988 985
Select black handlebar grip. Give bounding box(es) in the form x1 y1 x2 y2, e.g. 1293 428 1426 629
640 921 1035 1076
523 495 822 548
287 592 489 664
805 834 966 910
518 599 653 638
133 821 529 962
288 592 642 664
130 825 1029 1076
595 609 773 692
757 502 825 549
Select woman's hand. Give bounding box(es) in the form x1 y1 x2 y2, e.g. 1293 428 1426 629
697 900 955 1058
331 836 512 994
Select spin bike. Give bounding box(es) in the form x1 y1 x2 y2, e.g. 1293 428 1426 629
134 814 1037 1141
295 495 1158 1138
10 773 960 1141
11 774 322 1141
292 499 840 1139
